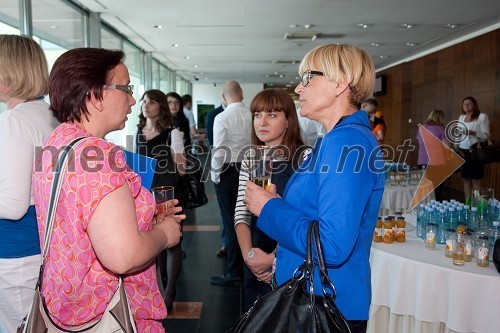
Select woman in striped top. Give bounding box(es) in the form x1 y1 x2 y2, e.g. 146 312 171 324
234 88 306 311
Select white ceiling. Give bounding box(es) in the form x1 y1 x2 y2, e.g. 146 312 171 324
22 0 500 87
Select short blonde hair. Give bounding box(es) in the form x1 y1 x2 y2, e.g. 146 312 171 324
298 44 375 108
0 35 49 99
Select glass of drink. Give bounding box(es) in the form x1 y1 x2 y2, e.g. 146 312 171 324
151 186 175 218
249 146 272 191
453 232 465 266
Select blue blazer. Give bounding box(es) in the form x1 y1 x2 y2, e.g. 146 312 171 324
257 110 385 320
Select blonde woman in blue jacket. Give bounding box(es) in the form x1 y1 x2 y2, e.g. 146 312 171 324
244 44 384 333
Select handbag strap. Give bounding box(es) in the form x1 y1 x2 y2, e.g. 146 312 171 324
42 137 86 259
305 221 338 299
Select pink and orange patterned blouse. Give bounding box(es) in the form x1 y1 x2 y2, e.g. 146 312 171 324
33 122 166 332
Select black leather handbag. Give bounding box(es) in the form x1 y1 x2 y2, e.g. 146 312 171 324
179 171 208 209
470 140 500 164
227 221 351 333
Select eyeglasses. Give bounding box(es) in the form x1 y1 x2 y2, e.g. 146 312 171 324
103 84 134 96
300 70 325 87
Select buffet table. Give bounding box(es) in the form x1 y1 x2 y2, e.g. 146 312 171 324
379 181 435 215
368 215 500 333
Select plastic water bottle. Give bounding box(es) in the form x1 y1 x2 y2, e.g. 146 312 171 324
425 208 435 240
494 203 500 223
469 207 479 231
456 206 464 225
448 207 457 230
463 205 471 226
416 203 426 239
436 209 447 245
489 221 500 262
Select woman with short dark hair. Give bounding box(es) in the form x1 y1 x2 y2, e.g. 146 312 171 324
33 48 184 331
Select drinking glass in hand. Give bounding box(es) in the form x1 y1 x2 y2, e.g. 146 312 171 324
151 186 175 219
249 146 272 191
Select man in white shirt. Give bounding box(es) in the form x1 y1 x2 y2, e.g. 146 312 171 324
210 80 252 285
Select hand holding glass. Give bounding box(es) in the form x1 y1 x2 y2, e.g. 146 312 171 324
249 146 272 191
152 186 175 220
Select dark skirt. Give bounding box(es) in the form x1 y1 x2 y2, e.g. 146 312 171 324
459 148 485 180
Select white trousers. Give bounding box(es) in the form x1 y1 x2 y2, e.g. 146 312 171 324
0 255 41 333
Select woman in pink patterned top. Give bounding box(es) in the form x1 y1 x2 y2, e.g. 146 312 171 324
32 48 184 332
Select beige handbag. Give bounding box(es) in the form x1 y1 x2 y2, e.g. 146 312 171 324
17 138 138 333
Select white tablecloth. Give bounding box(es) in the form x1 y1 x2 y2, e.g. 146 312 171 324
368 215 500 333
380 182 435 215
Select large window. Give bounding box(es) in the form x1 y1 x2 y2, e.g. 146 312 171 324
0 0 188 131
32 0 84 50
152 59 160 89
101 25 122 50
160 65 170 93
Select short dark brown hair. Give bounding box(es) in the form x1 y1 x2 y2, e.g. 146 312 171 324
49 48 124 123
250 88 304 164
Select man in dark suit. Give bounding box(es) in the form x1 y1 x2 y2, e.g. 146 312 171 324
206 102 227 257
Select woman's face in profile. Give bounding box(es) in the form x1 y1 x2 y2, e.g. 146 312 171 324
254 110 287 147
103 63 136 131
141 95 160 120
294 71 335 121
167 97 181 115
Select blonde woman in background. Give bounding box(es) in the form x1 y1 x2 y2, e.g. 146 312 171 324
417 109 448 200
0 35 58 332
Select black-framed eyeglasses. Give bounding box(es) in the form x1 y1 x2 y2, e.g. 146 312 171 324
300 70 325 87
103 84 134 96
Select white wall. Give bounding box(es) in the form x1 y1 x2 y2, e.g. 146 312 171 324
192 82 264 128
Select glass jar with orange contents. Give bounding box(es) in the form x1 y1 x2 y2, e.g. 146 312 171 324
373 218 383 242
395 217 406 242
383 220 395 244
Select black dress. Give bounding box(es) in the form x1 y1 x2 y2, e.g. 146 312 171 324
136 128 182 199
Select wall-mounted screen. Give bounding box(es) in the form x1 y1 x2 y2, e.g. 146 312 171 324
374 75 386 96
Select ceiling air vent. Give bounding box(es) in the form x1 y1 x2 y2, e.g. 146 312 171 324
284 32 318 41
284 33 345 41
272 60 300 65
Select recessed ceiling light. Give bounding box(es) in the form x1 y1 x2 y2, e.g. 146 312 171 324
171 43 179 47
356 23 370 29
204 77 208 80
184 56 190 59
370 43 381 47
304 24 312 29
193 65 198 68
50 25 58 29
401 24 415 29
289 24 297 28
406 42 416 46
153 25 162 29
444 24 459 29
379 55 388 59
